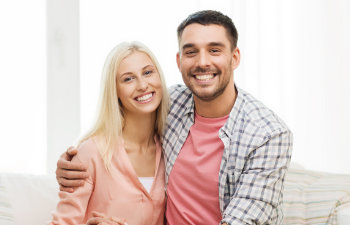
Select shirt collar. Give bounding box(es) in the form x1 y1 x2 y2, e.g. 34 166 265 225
184 86 246 134
220 86 246 138
183 87 195 116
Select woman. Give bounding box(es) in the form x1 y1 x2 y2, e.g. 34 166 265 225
49 41 169 225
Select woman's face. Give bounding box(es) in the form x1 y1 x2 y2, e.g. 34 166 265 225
116 51 163 116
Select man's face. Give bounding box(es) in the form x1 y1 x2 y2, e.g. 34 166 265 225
177 24 240 102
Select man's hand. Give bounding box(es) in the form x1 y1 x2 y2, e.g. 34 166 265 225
56 146 89 193
86 211 127 225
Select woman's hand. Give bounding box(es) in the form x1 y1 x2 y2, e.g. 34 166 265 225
86 211 128 225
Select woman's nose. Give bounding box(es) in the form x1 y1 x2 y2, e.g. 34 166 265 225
136 77 148 91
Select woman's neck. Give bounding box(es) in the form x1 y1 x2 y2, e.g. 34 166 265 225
122 112 156 150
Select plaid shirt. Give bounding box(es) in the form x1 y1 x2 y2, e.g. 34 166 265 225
162 84 293 225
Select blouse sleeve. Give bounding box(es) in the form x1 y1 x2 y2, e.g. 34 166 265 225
48 139 97 225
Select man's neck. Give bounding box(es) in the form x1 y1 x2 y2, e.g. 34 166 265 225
194 84 237 118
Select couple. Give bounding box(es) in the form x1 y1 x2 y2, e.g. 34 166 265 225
50 10 293 225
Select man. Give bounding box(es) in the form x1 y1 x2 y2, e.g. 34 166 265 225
56 10 292 225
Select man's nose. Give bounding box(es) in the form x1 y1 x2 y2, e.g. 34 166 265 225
197 51 210 67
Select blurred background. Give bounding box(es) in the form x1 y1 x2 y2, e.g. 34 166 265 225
0 0 349 175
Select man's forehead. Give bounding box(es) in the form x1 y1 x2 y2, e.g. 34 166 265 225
179 24 230 48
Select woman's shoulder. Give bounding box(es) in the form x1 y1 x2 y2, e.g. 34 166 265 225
74 137 101 163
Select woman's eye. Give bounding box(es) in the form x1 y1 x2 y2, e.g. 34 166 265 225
123 77 133 82
144 70 153 76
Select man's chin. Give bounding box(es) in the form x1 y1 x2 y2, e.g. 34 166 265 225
192 91 218 102
191 85 228 102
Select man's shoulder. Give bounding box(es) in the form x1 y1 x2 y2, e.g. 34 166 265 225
169 84 191 98
237 88 290 136
168 84 193 107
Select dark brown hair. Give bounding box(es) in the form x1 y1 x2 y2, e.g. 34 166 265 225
177 10 238 50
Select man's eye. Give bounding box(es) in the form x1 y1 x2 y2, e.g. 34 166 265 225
185 50 196 55
210 49 220 53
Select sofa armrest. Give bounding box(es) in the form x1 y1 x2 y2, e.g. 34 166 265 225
337 204 350 225
283 168 350 225
0 176 15 224
0 173 59 225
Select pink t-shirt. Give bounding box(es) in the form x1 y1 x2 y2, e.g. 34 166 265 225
166 112 229 225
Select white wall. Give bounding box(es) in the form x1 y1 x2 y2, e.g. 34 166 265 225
79 0 350 174
1 0 349 175
46 0 80 173
0 0 46 174
231 0 350 174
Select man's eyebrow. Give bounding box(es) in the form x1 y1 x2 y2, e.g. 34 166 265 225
182 42 226 50
182 43 195 50
208 42 225 47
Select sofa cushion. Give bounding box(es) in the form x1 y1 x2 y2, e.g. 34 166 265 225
283 168 350 224
0 176 15 225
1 173 58 225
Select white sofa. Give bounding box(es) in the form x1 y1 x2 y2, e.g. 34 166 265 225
1 164 350 225
282 165 350 224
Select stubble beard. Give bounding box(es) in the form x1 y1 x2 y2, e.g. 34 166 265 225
184 71 231 102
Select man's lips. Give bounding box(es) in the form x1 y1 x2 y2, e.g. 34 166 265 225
193 74 215 80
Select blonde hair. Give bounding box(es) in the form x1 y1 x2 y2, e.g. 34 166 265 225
79 41 169 171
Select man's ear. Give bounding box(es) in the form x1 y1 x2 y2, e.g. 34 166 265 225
232 47 240 70
176 52 181 70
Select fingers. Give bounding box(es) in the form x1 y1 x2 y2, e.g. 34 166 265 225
59 146 77 161
57 158 88 172
59 185 74 193
66 146 78 157
110 216 125 223
86 217 101 225
92 211 106 218
58 167 89 179
57 177 84 187
90 211 126 225
55 147 89 191
86 217 125 225
56 159 89 189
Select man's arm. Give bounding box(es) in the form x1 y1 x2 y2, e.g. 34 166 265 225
56 146 89 192
221 130 293 225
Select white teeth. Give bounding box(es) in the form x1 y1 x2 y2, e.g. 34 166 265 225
195 74 214 80
136 93 153 101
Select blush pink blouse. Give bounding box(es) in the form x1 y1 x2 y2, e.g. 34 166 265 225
49 136 165 225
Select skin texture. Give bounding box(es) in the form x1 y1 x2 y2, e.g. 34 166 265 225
177 24 240 118
116 51 162 118
116 51 162 178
